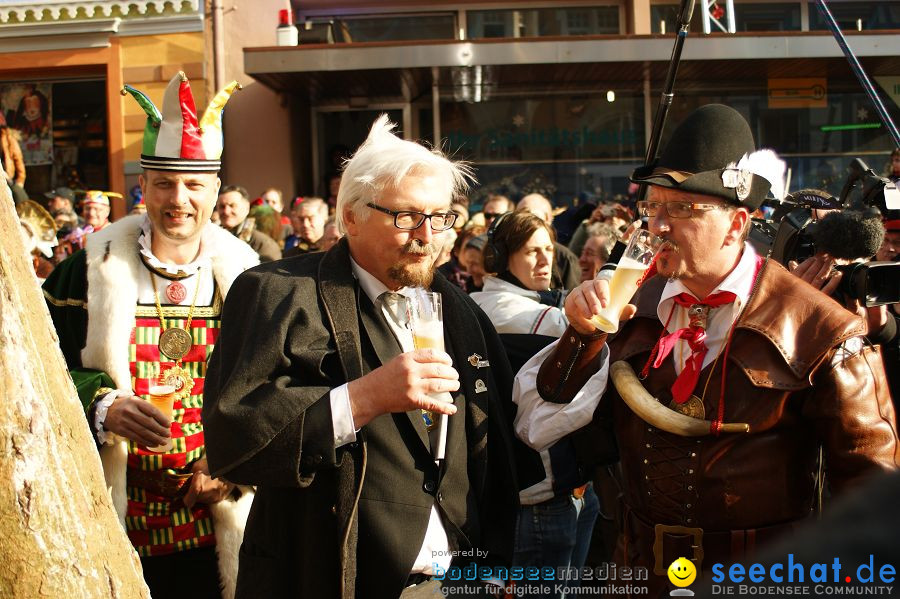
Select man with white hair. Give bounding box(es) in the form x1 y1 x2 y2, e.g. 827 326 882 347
518 193 581 290
203 115 521 598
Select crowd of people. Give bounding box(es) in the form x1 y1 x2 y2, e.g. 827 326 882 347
3 72 900 599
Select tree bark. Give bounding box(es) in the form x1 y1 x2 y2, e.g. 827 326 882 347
0 183 150 596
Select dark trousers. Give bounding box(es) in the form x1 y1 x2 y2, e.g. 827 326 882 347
140 545 222 599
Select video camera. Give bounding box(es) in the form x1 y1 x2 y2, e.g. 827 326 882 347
751 158 900 307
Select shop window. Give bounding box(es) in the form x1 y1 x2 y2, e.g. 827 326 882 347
441 94 643 205
734 3 801 31
650 4 704 33
2 79 107 198
809 0 900 30
331 13 456 42
467 7 620 38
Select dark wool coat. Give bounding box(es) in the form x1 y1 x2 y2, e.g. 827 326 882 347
203 238 521 599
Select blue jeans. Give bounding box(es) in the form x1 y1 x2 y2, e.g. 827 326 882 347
513 484 601 598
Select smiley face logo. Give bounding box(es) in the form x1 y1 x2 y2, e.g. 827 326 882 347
667 557 697 587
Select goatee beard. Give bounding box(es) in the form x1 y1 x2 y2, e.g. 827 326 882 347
388 239 438 287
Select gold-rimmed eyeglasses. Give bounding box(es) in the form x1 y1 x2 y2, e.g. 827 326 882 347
636 200 728 219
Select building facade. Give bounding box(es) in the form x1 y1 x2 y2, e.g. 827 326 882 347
1 0 897 211
243 0 899 207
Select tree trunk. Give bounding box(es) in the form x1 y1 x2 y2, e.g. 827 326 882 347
0 184 150 597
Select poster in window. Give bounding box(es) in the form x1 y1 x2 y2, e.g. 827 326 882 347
0 83 53 165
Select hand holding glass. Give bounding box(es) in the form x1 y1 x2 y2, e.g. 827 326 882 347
408 291 451 460
591 229 664 333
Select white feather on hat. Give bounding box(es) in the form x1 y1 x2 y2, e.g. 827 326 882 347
732 149 787 201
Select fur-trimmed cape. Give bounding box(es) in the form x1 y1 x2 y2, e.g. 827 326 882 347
44 214 259 599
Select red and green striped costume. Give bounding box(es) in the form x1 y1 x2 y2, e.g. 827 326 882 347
125 302 221 556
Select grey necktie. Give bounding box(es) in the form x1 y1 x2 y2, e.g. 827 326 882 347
378 291 410 329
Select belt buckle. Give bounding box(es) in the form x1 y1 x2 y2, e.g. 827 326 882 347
652 524 704 576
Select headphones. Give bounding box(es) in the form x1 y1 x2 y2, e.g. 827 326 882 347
483 211 513 274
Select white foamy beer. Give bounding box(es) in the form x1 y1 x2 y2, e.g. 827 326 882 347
147 381 176 452
591 229 663 333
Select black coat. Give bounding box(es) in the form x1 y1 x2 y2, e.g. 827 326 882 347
203 238 520 599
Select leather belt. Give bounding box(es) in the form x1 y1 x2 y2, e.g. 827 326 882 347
624 506 797 576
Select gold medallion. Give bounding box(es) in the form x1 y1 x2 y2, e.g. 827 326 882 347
160 363 195 402
668 395 706 419
159 327 193 360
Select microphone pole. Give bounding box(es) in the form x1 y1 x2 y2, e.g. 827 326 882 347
603 0 697 274
813 0 900 147
638 0 698 202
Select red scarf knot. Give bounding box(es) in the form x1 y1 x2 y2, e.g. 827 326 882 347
650 290 737 404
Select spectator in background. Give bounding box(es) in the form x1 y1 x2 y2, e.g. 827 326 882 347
129 184 146 216
249 203 283 249
886 148 900 183
438 224 484 292
318 217 342 251
325 172 342 211
451 199 469 231
461 234 488 293
518 193 581 291
482 193 514 228
1 112 27 204
284 197 329 257
261 187 294 246
568 201 631 256
470 211 599 594
472 211 567 336
81 190 115 232
217 185 282 262
46 186 83 228
577 222 619 283
435 227 457 268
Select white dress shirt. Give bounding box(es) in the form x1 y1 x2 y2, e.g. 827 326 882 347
328 257 451 576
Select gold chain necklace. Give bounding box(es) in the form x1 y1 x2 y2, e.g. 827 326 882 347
149 268 203 401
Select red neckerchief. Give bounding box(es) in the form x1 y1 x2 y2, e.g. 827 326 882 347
637 254 765 435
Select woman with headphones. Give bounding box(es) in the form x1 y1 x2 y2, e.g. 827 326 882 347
471 210 599 594
470 210 569 336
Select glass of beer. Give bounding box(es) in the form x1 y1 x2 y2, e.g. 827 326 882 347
147 378 176 452
408 291 451 460
409 291 444 353
591 229 664 333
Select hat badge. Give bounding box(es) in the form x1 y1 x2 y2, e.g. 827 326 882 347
721 165 752 202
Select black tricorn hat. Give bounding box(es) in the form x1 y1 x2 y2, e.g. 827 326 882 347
631 104 783 210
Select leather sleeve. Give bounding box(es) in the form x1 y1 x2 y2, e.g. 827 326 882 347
535 325 608 404
803 343 899 494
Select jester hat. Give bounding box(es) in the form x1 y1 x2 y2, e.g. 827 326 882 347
122 72 240 172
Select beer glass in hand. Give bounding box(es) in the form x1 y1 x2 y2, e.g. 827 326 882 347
591 229 663 333
408 291 451 460
147 377 176 452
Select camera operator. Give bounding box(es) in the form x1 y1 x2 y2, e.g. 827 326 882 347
786 191 897 401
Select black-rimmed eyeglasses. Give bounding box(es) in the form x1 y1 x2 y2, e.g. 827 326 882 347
366 202 458 231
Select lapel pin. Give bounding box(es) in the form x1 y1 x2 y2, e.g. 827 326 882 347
468 353 490 368
474 379 487 394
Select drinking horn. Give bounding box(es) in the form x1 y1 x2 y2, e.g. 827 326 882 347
611 361 750 436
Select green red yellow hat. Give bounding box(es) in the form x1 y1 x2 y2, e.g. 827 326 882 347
121 72 240 172
83 190 123 207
